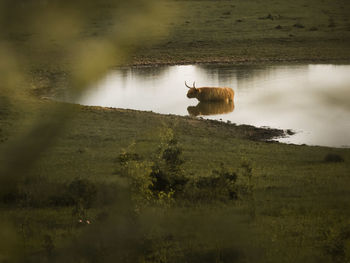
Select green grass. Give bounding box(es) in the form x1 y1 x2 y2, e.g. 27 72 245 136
9 0 350 69
1 0 350 262
132 0 350 64
1 99 349 262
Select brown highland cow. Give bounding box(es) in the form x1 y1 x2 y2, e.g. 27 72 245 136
185 81 234 102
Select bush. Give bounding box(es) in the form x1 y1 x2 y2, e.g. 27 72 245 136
150 129 189 200
293 23 304 28
324 153 344 163
68 178 97 209
183 163 238 203
324 225 350 263
1 177 71 207
150 164 188 195
117 152 141 166
116 129 242 206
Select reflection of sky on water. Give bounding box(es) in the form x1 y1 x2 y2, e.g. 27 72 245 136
59 64 350 148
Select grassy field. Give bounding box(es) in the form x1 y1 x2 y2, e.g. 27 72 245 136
1 0 350 262
1 97 349 262
131 0 350 64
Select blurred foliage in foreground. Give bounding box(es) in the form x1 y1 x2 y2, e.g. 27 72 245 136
1 0 350 262
0 0 258 262
0 0 172 192
2 126 259 262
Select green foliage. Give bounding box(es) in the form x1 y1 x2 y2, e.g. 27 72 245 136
1 175 70 207
324 153 345 163
121 159 155 208
68 178 97 218
238 158 254 197
42 234 55 257
0 0 173 259
150 128 188 196
117 152 141 166
0 0 350 261
116 129 241 207
324 225 350 263
183 163 238 203
0 220 20 262
161 139 184 171
115 129 187 208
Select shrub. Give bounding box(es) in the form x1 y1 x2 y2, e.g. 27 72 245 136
117 152 141 166
324 153 344 163
162 144 184 171
116 129 242 206
68 178 97 210
150 164 188 195
183 163 238 203
117 156 154 208
324 225 350 263
293 23 305 28
149 128 188 197
2 177 72 207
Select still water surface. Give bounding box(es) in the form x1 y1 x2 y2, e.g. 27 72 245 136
61 64 350 147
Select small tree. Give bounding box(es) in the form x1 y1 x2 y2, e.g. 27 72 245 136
68 178 97 219
150 128 188 197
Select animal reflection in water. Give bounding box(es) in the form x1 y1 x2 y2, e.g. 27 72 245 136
185 81 234 102
187 101 234 116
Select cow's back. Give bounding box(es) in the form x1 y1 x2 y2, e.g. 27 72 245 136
197 87 234 102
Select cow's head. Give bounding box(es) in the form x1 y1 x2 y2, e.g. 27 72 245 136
185 81 199 98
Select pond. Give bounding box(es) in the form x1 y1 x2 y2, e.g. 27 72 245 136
59 64 350 148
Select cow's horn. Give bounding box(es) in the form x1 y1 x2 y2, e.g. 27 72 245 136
185 81 191 89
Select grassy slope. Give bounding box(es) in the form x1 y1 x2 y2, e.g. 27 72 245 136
1 0 350 261
1 98 349 261
13 0 350 68
133 0 350 64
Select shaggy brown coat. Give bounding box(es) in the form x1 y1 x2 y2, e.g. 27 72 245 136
186 85 234 102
